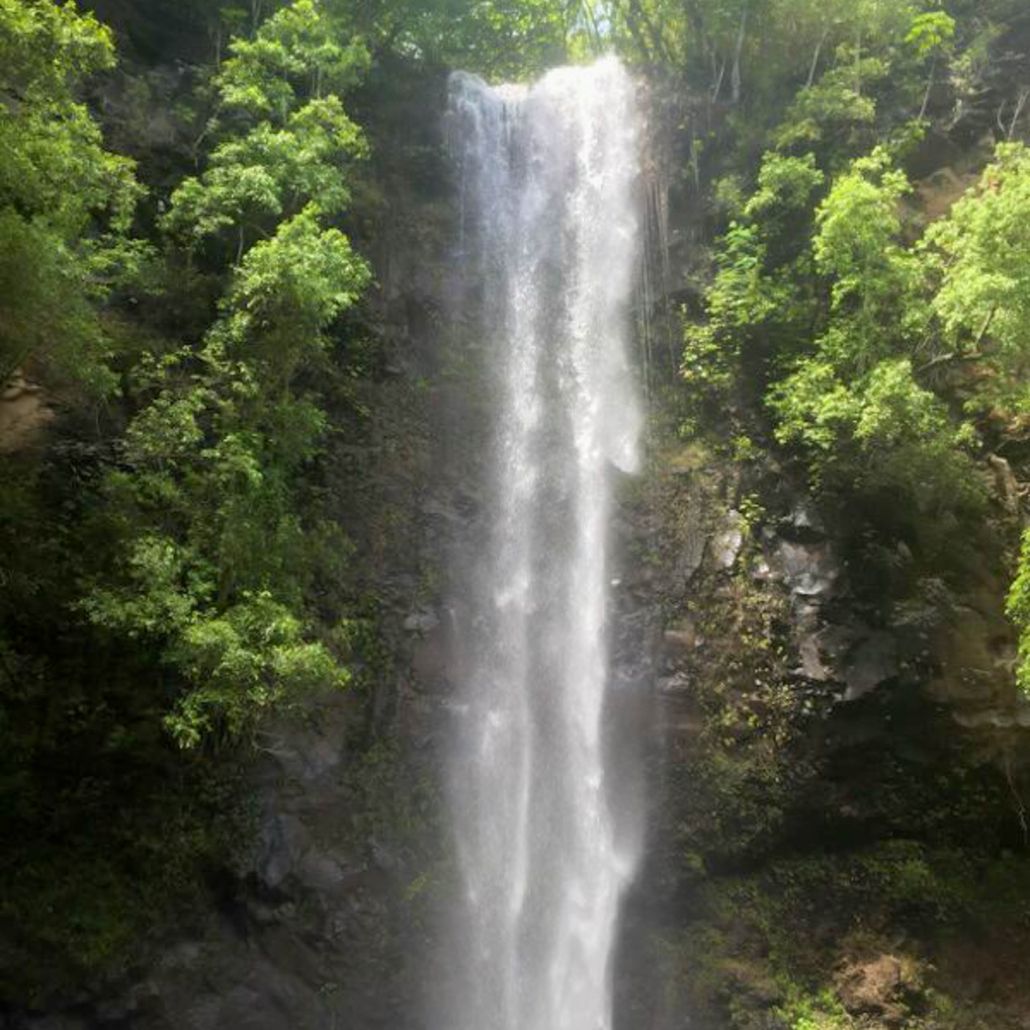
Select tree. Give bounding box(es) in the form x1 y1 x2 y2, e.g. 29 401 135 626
809 148 924 370
770 356 982 515
164 0 368 262
83 0 371 747
686 140 983 532
682 151 823 415
905 10 956 119
925 142 1030 419
0 0 144 390
919 143 1030 686
768 148 980 517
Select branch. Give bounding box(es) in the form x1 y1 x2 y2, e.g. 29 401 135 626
917 350 984 374
1009 88 1030 139
974 303 999 349
922 304 1001 373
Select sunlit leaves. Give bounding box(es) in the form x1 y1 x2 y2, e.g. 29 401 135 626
1007 531 1030 692
765 148 980 515
0 0 144 386
905 11 955 60
164 98 365 251
217 0 369 118
811 147 923 370
926 143 1030 411
687 137 986 537
682 151 823 411
775 59 883 149
226 206 369 341
744 152 824 220
917 142 1030 684
81 0 370 747
82 535 213 641
164 593 348 749
770 358 982 513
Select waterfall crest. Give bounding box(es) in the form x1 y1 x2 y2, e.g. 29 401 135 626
444 57 643 1030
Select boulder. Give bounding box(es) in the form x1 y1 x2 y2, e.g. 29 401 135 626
711 509 745 570
780 500 827 542
775 539 839 599
843 632 900 700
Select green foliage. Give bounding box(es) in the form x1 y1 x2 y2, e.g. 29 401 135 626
164 1 368 259
77 1 371 749
429 0 588 76
811 148 921 368
896 142 1030 682
85 204 368 746
1006 530 1030 692
767 151 930 479
926 142 1030 415
905 11 956 60
165 593 347 747
777 988 852 1030
218 0 368 117
0 0 145 389
682 224 772 398
773 149 982 513
683 151 823 418
744 151 825 222
606 0 924 173
689 139 987 534
771 357 982 514
775 56 883 150
1 0 1029 1009
0 0 384 994
326 0 590 78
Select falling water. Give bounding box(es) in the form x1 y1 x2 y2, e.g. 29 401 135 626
443 58 644 1030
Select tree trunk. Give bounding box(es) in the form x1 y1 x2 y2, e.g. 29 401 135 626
623 0 653 63
580 0 604 55
807 27 829 88
711 56 726 102
855 29 863 96
919 55 937 120
731 2 749 104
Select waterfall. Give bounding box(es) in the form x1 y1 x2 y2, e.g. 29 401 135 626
443 58 644 1030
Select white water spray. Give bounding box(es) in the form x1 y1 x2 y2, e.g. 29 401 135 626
444 58 644 1030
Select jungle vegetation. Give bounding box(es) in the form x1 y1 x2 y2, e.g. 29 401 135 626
0 0 1028 1006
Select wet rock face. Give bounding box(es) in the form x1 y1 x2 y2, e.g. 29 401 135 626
842 632 899 701
711 509 744 570
773 537 839 599
22 686 421 1030
609 430 1030 1030
7 62 454 1030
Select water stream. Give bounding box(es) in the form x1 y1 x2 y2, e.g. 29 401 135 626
444 58 644 1030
